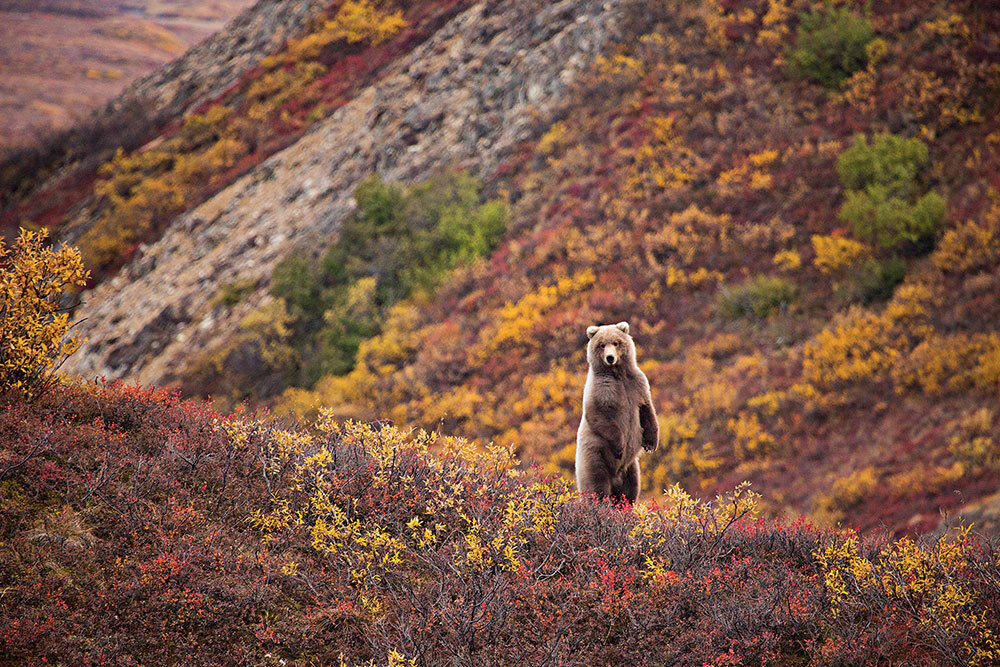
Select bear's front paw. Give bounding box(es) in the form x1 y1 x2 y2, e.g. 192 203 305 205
642 437 658 452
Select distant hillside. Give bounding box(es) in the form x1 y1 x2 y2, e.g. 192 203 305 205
0 0 255 154
3 0 999 538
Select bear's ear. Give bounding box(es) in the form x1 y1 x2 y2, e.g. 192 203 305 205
615 321 630 334
586 325 599 339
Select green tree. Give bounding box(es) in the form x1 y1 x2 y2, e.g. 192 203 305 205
836 133 945 248
786 6 874 88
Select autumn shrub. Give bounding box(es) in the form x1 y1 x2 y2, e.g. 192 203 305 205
4 381 999 665
836 133 946 248
283 0 406 62
786 5 874 88
0 381 278 665
79 107 246 274
932 210 1000 274
816 528 1000 666
716 275 796 320
947 408 997 474
806 273 923 372
811 233 867 275
0 229 89 394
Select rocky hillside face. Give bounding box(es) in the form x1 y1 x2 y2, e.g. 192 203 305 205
62 0 625 384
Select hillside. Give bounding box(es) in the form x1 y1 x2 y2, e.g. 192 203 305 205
1 0 999 541
1 379 998 665
0 0 255 153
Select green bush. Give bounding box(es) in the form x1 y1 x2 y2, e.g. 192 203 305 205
267 170 508 389
313 277 381 380
717 275 797 320
836 133 946 248
836 132 928 193
840 188 946 248
271 254 321 317
212 278 257 308
786 6 874 88
852 256 907 303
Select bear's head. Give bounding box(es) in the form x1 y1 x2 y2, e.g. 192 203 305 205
586 322 635 371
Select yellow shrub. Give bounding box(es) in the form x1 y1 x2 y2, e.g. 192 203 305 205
932 214 1000 274
887 463 965 498
891 333 999 395
620 117 702 198
757 0 791 47
642 205 732 267
472 270 595 363
0 229 89 393
811 234 868 274
803 284 934 391
948 408 997 473
830 467 878 509
728 412 776 460
816 525 999 666
658 411 699 448
646 411 721 489
537 121 568 156
972 336 1000 393
286 0 406 61
746 390 783 416
803 308 898 387
772 248 802 271
594 53 644 78
690 380 738 419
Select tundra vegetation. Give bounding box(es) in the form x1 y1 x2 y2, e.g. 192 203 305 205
248 0 1000 538
1 0 996 531
2 0 1000 661
1 269 999 664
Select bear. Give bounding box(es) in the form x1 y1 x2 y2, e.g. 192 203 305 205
575 321 659 504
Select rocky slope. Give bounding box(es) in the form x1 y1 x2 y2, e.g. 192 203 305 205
62 0 625 384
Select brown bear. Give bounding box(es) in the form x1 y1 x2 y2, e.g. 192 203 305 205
575 322 659 503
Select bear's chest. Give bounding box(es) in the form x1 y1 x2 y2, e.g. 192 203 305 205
588 375 639 413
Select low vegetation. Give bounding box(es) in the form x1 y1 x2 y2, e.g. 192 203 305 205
837 132 946 249
1 379 998 665
716 275 796 320
244 0 1000 539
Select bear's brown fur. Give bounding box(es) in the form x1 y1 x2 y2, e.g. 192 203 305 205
575 322 658 503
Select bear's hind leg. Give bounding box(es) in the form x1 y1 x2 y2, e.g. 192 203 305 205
612 459 640 504
576 456 613 500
